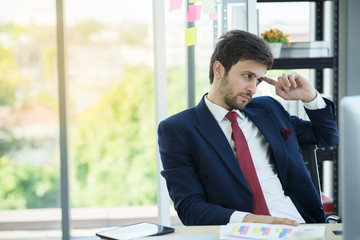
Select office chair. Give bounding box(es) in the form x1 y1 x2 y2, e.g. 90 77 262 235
300 144 341 223
300 144 321 196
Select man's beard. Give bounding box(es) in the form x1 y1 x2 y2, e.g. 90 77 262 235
219 75 252 110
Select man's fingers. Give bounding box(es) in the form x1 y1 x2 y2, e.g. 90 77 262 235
279 73 292 87
243 214 300 226
263 76 277 86
273 217 300 226
288 72 298 88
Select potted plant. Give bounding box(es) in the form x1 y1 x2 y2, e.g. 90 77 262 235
261 28 290 58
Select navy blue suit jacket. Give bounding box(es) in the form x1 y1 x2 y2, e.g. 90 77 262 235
158 95 338 225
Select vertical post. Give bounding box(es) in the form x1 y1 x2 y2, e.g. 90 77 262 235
152 0 171 226
246 0 258 34
187 1 196 108
56 0 70 239
315 1 324 93
221 0 228 34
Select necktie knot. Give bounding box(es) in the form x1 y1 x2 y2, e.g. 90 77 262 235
225 112 237 123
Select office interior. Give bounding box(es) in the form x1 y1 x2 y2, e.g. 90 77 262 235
0 0 359 239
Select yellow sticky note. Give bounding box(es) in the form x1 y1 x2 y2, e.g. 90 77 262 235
185 27 197 46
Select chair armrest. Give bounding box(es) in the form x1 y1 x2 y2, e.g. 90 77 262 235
326 215 342 223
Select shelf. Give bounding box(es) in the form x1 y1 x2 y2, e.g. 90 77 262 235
271 57 334 69
316 147 337 163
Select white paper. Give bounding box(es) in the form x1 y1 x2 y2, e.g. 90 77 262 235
220 223 325 240
97 223 159 239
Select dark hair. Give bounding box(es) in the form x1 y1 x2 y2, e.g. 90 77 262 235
209 30 273 83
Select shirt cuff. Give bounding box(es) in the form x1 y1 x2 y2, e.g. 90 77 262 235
229 211 251 223
303 91 326 110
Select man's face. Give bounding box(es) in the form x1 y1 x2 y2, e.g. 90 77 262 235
217 60 267 110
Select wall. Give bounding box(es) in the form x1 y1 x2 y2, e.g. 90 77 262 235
339 0 360 99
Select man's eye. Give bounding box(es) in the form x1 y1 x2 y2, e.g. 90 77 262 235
244 74 251 79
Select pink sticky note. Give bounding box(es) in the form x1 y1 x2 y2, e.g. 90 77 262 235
209 11 217 21
187 5 202 22
169 0 182 11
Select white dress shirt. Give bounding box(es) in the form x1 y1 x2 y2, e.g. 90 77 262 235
204 93 326 223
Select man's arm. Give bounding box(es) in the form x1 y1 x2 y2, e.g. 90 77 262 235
158 119 235 225
264 72 338 147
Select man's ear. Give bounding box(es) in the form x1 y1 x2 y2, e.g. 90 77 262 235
213 61 224 80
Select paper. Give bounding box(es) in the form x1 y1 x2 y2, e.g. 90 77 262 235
209 11 217 21
220 223 325 240
202 0 216 14
187 5 202 22
97 223 158 239
185 27 197 46
169 0 182 11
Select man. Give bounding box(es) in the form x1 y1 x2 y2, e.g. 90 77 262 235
158 30 338 226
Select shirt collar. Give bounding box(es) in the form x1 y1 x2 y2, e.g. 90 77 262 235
204 95 246 123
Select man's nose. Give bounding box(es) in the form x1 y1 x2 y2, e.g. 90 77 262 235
247 80 257 94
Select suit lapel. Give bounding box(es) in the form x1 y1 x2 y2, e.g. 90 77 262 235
195 97 250 188
244 106 289 186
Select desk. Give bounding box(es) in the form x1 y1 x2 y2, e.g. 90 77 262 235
171 224 343 240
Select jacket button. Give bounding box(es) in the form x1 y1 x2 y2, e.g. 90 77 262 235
318 206 324 211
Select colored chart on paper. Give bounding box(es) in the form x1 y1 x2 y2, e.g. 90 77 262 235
276 227 292 238
221 223 325 240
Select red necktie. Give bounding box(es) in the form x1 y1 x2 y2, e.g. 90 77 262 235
226 112 270 215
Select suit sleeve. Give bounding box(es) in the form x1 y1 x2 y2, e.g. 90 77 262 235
291 97 339 148
158 120 234 225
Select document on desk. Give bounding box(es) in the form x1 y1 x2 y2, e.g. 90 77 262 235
220 223 325 240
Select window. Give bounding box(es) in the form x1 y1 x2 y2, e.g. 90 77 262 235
256 2 314 117
0 0 61 238
0 0 159 238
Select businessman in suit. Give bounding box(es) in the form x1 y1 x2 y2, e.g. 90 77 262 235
158 30 339 226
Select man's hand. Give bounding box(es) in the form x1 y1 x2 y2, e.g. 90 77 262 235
263 72 317 103
243 214 300 226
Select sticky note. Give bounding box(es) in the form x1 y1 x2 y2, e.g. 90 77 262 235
209 11 217 21
169 0 182 11
185 27 197 46
202 0 216 14
187 4 202 22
